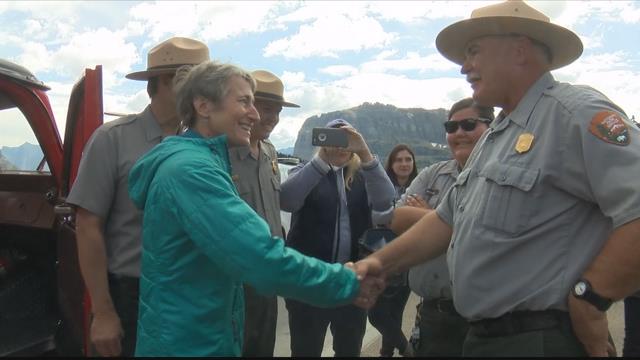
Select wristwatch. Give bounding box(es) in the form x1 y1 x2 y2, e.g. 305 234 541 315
572 279 613 312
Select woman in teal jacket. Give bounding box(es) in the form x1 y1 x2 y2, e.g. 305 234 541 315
128 61 371 356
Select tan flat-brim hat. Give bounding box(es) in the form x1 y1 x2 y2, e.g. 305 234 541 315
126 37 210 81
436 0 583 70
252 70 300 108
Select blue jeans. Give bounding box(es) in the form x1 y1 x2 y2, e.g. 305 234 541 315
285 299 367 357
367 284 411 356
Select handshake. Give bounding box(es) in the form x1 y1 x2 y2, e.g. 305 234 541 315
345 257 386 309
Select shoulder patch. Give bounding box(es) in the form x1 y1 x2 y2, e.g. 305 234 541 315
589 111 630 146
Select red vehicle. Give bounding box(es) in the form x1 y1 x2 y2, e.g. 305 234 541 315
0 59 102 356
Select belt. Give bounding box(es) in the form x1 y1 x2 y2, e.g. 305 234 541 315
107 273 139 289
469 309 570 338
423 298 458 315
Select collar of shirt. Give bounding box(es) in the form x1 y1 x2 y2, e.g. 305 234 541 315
441 159 461 177
141 105 164 143
234 141 274 161
496 72 556 131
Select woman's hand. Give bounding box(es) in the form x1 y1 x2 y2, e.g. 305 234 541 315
342 127 373 163
405 194 430 209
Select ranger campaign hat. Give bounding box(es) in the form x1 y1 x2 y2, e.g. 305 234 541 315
252 70 300 108
436 0 583 70
126 37 210 81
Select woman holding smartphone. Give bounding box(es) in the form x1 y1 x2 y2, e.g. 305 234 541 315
280 118 395 357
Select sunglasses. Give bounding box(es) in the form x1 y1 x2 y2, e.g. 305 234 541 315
444 118 491 134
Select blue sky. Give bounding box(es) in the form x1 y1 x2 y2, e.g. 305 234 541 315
1 0 639 150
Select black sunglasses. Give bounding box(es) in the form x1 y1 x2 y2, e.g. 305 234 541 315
444 118 491 134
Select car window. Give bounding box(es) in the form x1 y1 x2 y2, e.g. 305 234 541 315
0 106 49 172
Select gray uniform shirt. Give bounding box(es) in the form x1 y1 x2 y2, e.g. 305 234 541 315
67 106 163 277
436 72 640 320
229 140 282 237
403 159 459 300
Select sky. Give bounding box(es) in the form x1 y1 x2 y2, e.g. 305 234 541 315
1 0 639 150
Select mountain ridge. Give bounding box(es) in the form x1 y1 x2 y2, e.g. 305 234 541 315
292 102 451 170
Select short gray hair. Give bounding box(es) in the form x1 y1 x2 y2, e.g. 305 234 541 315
174 61 256 128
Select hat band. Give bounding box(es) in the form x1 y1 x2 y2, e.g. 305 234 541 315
254 91 285 102
147 63 194 71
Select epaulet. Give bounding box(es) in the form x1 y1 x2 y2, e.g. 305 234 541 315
100 112 140 131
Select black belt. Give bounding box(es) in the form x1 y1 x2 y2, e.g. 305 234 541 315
107 273 139 290
469 309 570 338
423 298 458 315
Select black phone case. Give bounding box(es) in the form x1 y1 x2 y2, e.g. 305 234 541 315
311 128 349 147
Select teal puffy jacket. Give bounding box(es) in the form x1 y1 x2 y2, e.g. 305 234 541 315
128 131 359 356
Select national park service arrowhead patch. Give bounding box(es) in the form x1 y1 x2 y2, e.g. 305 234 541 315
589 111 630 146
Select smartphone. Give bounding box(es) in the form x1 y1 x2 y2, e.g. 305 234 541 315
311 127 349 148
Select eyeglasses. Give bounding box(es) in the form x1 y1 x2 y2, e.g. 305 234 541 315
443 118 491 134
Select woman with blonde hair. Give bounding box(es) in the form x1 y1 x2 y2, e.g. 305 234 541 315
280 118 395 357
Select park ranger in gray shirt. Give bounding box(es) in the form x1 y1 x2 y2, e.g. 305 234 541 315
228 70 299 357
356 0 640 357
67 37 209 357
375 98 493 356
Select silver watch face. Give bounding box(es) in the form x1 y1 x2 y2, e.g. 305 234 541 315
574 282 587 296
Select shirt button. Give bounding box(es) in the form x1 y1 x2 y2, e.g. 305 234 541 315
458 205 464 212
501 175 507 181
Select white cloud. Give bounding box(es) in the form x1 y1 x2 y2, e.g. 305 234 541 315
51 28 138 78
555 51 640 120
319 65 359 77
361 51 458 73
367 1 494 22
375 49 398 60
129 1 284 42
128 2 200 41
264 14 396 59
16 42 51 74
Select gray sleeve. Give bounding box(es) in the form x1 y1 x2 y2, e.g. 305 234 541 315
363 156 395 224
559 102 640 228
66 127 117 219
279 154 330 212
435 184 455 227
397 164 437 207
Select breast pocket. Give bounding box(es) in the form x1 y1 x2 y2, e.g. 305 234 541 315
234 177 251 199
479 162 540 235
271 176 281 193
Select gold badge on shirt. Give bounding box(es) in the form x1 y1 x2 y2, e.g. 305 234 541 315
515 133 535 154
271 160 278 175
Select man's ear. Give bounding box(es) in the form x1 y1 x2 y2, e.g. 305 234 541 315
513 36 532 66
159 73 175 88
192 96 212 119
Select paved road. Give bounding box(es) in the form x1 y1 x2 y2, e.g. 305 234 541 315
273 293 627 357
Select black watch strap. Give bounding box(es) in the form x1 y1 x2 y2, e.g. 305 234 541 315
572 279 613 312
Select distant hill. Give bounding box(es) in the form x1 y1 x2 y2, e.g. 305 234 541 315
0 151 17 170
1 143 43 170
277 146 295 156
292 102 451 170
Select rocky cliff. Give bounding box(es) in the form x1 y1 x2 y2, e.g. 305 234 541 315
292 102 451 170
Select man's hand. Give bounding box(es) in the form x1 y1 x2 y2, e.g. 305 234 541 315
568 293 616 357
405 194 430 209
90 309 124 357
345 258 386 309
